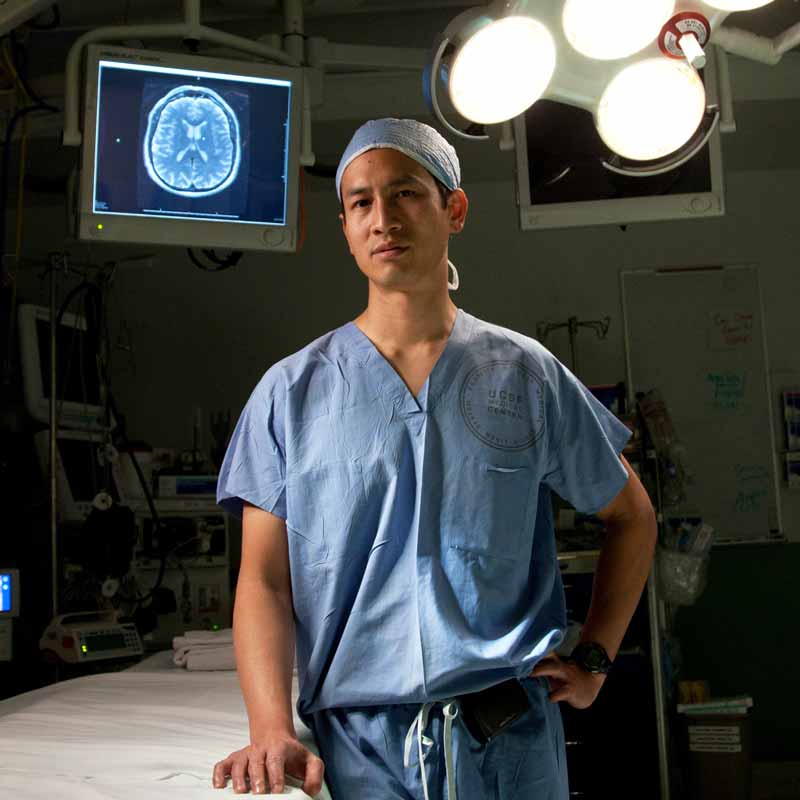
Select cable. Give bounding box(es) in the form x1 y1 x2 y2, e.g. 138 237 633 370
186 248 243 272
37 268 167 617
4 36 59 112
0 110 27 389
0 35 60 288
53 280 96 429
15 114 28 254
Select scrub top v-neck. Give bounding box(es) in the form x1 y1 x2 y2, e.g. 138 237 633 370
218 308 632 716
345 307 469 418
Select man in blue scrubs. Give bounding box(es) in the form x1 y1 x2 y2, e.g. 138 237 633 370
212 119 657 799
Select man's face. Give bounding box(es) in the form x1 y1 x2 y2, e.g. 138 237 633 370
339 148 466 292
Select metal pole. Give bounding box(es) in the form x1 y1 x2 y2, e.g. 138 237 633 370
649 450 671 800
282 0 305 62
648 568 672 800
183 0 201 27
568 316 579 376
48 253 59 621
283 0 304 36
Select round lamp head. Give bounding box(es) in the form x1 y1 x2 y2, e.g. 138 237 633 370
702 0 773 9
449 15 556 125
595 58 706 160
563 0 675 61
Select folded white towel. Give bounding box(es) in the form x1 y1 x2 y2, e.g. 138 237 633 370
173 627 233 647
171 628 298 674
172 628 236 671
176 645 236 671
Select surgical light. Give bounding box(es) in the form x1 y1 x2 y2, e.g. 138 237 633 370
702 0 773 9
427 0 779 166
595 58 707 161
449 16 556 125
562 0 675 61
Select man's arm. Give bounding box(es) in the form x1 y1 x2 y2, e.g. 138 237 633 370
212 503 324 795
533 454 657 708
579 453 657 661
235 502 297 740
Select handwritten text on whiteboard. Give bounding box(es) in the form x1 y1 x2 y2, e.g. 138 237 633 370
708 311 754 350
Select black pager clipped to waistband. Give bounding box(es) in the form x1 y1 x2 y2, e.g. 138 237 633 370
457 678 531 745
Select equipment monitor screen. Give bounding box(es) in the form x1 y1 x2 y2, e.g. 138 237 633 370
0 573 11 613
0 570 19 617
79 45 303 252
84 632 126 652
513 47 725 230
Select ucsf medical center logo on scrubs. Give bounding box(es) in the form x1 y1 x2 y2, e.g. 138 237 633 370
459 360 546 452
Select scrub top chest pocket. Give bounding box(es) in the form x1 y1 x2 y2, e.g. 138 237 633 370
445 456 533 558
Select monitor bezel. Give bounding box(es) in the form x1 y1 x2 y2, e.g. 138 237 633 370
18 303 108 431
514 47 726 231
78 44 303 253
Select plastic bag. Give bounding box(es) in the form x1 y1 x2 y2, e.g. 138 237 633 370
657 549 708 605
657 520 715 605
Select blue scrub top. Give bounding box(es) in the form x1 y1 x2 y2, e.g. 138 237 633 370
218 309 631 715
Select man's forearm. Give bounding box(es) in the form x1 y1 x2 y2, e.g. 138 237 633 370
233 576 297 740
580 511 657 660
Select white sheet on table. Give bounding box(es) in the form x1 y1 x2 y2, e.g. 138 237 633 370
0 651 331 799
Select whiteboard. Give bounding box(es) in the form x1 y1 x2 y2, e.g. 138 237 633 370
621 265 783 545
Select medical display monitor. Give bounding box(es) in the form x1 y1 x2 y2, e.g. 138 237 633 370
18 303 107 431
78 45 303 252
514 48 725 230
33 429 121 522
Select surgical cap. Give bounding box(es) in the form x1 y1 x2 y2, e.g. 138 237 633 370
335 118 461 202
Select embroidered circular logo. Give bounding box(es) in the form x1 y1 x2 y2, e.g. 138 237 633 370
459 360 545 451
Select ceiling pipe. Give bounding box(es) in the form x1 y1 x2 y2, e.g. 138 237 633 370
61 1 300 147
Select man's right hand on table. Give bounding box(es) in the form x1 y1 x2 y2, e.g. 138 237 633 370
212 734 325 796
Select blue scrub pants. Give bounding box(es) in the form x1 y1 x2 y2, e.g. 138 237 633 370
307 677 569 800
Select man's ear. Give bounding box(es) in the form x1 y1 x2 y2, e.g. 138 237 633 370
339 211 354 256
448 189 468 234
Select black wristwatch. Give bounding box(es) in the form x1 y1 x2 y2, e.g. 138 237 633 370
568 642 613 675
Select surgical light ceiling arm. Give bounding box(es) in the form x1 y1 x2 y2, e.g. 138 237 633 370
712 19 800 65
60 0 429 170
0 0 54 38
61 0 301 149
305 37 428 71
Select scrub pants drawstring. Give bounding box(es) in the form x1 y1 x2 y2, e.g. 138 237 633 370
403 700 460 800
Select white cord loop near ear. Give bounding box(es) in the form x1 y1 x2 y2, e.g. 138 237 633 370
447 260 460 291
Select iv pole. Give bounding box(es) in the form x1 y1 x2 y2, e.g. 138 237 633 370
48 253 61 622
536 315 610 376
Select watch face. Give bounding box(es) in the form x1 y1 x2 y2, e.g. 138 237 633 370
574 643 612 673
586 648 605 670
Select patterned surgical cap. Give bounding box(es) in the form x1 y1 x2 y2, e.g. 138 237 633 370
335 117 461 202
